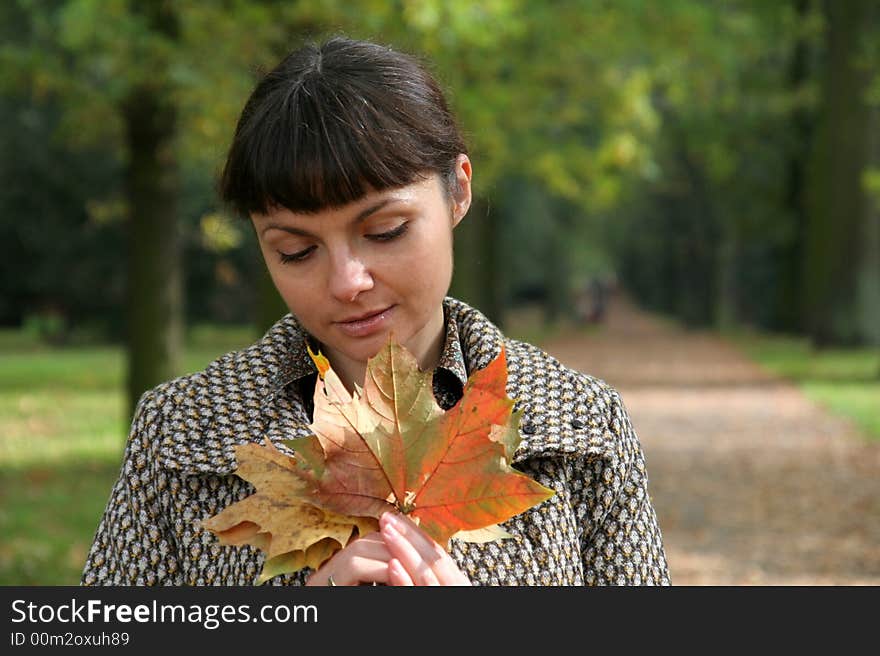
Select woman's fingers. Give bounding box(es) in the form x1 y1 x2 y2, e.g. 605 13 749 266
306 531 392 586
381 519 441 586
379 512 470 586
307 516 472 586
387 558 415 586
381 512 442 558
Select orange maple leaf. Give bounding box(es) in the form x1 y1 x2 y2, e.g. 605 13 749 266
288 337 556 546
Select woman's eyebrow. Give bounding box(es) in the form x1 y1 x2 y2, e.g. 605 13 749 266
261 197 403 237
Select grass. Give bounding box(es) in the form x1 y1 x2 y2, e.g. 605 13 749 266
0 462 123 585
0 324 258 585
730 331 880 440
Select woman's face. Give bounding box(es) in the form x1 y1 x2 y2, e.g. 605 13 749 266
251 156 472 385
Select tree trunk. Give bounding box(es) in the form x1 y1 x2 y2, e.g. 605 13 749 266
774 0 813 333
124 87 181 418
715 227 738 331
857 94 880 347
655 97 720 328
804 0 872 346
450 195 504 326
123 2 181 419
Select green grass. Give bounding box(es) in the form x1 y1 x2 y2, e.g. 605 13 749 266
731 332 880 440
0 462 123 585
0 324 258 585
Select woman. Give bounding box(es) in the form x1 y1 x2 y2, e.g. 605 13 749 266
82 36 670 586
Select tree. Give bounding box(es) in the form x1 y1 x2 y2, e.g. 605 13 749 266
1 1 326 415
805 0 878 346
122 1 183 415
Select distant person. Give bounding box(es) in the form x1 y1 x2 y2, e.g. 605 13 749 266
81 36 669 586
588 276 609 323
574 276 609 325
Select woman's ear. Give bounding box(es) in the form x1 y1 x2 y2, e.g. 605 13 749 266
451 154 472 228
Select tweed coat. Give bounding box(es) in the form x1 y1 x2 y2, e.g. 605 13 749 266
81 297 670 586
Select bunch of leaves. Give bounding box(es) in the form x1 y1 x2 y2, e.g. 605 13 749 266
200 337 555 583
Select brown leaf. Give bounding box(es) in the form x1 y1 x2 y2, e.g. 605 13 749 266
199 439 377 581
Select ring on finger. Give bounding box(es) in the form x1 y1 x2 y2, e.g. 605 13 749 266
327 574 337 587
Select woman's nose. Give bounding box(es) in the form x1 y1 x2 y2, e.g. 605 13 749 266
328 252 374 302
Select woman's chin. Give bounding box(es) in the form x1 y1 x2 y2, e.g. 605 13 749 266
325 332 394 366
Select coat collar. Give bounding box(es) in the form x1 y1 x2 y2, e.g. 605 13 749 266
262 299 471 411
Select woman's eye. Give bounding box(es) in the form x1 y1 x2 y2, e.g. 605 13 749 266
278 245 316 264
366 222 408 242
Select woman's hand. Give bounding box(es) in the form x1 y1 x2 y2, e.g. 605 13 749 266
379 512 471 586
306 513 471 586
305 531 392 587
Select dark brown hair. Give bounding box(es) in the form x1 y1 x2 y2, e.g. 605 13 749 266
219 36 468 217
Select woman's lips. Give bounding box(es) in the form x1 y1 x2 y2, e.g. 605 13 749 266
334 306 394 338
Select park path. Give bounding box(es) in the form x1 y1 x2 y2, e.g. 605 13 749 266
535 294 880 585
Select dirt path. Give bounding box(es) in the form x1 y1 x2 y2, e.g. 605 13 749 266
536 295 880 585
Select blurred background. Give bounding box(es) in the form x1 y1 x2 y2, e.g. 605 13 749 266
1 0 878 585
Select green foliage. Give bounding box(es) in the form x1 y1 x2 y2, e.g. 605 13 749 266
1 0 878 343
0 91 125 333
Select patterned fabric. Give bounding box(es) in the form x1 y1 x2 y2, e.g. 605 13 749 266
81 297 670 586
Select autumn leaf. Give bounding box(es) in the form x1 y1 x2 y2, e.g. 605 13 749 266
201 335 555 582
288 336 556 546
198 439 377 584
307 343 330 378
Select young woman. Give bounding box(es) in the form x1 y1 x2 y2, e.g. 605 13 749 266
82 36 670 586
